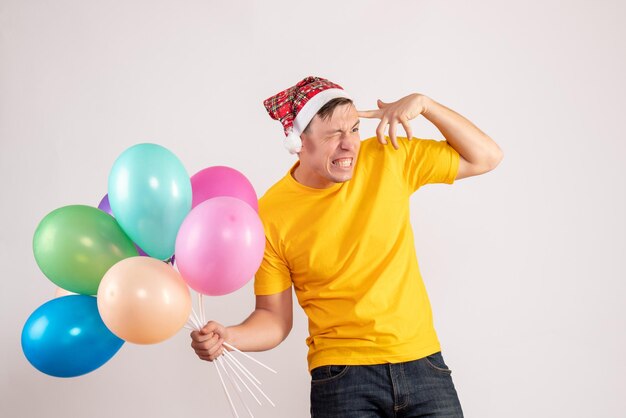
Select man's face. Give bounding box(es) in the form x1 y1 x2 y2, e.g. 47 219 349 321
296 103 361 189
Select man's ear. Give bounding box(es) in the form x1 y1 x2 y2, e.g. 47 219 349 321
298 135 306 152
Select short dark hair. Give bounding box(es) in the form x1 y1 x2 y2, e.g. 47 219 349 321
303 97 353 134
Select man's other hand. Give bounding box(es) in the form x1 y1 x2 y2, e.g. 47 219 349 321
358 93 430 150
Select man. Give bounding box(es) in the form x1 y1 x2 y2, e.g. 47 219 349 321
191 76 503 417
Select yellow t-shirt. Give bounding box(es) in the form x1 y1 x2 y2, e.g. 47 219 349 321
254 136 460 371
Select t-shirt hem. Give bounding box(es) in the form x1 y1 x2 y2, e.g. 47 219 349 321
307 343 442 373
254 282 292 296
445 143 460 184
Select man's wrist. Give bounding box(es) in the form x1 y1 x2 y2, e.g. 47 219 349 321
224 325 236 346
416 94 432 116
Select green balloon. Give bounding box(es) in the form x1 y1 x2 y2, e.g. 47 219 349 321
33 205 139 295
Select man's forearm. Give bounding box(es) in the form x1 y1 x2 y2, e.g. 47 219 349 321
422 96 502 169
226 308 291 352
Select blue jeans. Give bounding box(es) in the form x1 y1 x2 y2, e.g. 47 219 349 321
310 352 463 417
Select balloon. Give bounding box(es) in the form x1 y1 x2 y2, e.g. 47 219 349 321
97 194 113 215
108 143 192 260
175 197 265 296
33 205 139 295
98 194 148 257
97 257 191 344
191 166 259 212
21 295 124 378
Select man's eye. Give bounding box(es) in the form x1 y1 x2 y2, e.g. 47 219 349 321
352 127 359 132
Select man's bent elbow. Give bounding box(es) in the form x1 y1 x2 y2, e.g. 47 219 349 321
279 318 293 343
487 146 504 171
457 146 503 179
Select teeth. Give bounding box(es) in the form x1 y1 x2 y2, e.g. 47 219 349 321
333 158 352 168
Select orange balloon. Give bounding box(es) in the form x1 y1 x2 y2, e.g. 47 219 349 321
97 257 191 344
54 287 76 298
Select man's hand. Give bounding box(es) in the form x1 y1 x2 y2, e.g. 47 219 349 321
190 321 229 361
358 93 430 150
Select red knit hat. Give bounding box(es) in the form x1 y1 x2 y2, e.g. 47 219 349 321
263 76 352 154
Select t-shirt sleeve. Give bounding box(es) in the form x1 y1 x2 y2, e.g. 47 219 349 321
254 235 292 296
398 137 460 193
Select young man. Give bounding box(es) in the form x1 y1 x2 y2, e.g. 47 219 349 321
191 76 503 417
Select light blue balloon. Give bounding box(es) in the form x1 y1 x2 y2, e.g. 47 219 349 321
21 295 124 378
108 143 192 260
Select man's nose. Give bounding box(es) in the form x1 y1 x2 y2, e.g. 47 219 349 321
340 134 357 150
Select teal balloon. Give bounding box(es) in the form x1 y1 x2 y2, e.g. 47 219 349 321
108 144 191 260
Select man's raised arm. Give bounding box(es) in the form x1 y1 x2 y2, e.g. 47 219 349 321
358 93 503 179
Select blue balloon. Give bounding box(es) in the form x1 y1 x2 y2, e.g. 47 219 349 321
21 295 124 378
108 143 192 260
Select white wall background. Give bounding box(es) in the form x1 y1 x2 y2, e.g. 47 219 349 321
1 0 624 417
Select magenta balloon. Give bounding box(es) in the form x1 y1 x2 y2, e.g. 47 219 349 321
98 194 149 257
175 197 265 296
190 166 259 212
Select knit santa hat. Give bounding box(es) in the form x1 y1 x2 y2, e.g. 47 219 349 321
263 76 352 154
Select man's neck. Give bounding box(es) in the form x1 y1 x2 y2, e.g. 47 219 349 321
291 163 334 189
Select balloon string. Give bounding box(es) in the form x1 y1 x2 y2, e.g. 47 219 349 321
218 357 255 418
188 314 201 330
191 306 203 329
219 356 242 392
222 354 263 406
223 350 261 385
223 351 275 407
199 293 206 325
214 361 239 417
223 342 277 374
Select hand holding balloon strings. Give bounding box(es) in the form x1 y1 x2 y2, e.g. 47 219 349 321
185 292 277 418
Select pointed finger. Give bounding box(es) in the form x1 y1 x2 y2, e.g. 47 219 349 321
357 109 382 119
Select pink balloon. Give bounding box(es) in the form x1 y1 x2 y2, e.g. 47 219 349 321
175 197 265 296
190 166 259 212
